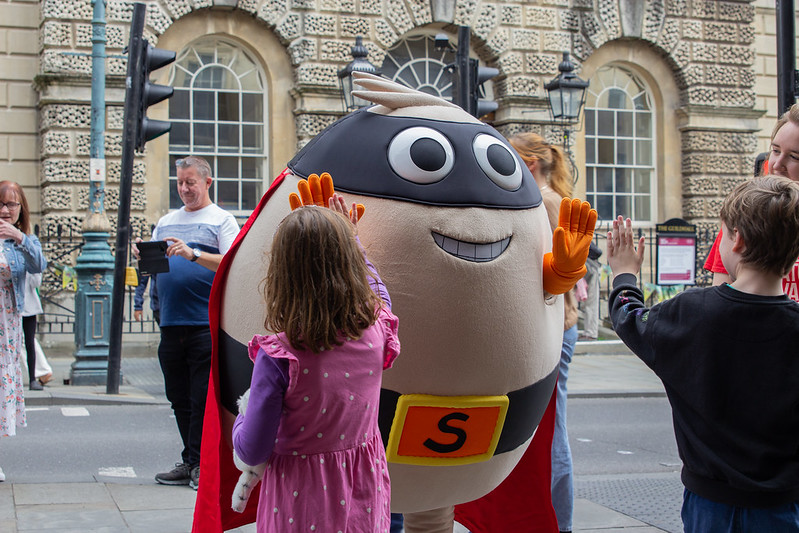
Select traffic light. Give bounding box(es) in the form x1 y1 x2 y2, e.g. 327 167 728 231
449 26 499 119
136 42 175 151
471 62 499 119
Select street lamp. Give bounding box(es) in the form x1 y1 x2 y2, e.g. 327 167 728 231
545 51 589 126
544 51 589 183
337 36 381 112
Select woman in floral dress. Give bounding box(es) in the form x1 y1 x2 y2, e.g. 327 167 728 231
0 181 46 482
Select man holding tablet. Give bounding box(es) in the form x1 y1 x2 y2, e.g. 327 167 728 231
136 156 239 490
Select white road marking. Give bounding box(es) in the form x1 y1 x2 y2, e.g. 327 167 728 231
617 450 634 455
99 467 137 478
61 407 90 417
576 438 592 442
25 407 49 412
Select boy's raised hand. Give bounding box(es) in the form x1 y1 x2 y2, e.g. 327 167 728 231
607 215 645 277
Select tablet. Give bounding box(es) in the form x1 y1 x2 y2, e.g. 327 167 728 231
137 240 170 275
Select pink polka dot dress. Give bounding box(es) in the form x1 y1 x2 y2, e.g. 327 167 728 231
248 307 399 532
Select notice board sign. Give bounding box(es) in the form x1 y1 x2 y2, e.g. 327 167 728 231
655 218 696 286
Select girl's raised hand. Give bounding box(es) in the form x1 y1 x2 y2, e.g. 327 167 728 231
329 193 359 229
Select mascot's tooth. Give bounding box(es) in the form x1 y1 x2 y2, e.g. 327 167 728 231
459 242 476 259
442 236 459 255
476 243 492 260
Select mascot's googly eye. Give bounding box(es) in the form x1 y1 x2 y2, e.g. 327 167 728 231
473 134 523 191
388 127 455 184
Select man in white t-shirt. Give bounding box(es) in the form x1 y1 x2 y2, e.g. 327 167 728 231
137 156 239 490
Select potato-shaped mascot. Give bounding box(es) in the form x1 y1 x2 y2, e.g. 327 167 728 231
194 72 595 533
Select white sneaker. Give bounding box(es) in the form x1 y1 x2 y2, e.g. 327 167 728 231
0 466 5 482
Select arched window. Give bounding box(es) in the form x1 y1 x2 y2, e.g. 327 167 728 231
168 39 267 215
584 65 654 223
381 35 453 98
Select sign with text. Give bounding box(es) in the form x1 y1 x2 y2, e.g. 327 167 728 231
655 219 696 286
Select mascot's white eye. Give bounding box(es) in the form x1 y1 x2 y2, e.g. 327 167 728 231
388 127 455 184
473 134 523 191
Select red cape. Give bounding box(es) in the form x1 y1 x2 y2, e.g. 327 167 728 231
455 389 558 532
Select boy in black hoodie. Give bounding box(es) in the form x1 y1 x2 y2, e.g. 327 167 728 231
608 175 799 532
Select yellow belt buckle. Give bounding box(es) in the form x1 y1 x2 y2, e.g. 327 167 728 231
385 394 509 466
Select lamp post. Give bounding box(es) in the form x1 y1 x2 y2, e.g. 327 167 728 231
71 0 115 385
337 36 381 112
544 51 589 183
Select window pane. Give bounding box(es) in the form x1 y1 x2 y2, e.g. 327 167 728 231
615 168 632 192
596 194 613 220
615 195 631 218
196 66 235 89
169 179 180 209
241 157 263 180
585 167 595 192
633 93 649 110
636 112 652 138
217 156 238 179
193 122 215 150
586 138 595 164
585 109 595 135
598 110 614 136
634 169 651 193
217 180 239 210
608 88 629 109
193 91 215 120
218 92 239 122
598 139 614 164
617 111 633 137
634 196 651 221
242 124 263 152
617 139 633 165
169 122 190 150
242 180 262 210
218 124 240 152
636 140 652 165
241 93 263 122
596 167 612 191
170 89 190 119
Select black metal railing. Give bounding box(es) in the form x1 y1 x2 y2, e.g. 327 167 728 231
35 224 159 335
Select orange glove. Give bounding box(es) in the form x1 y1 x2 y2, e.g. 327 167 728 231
543 197 598 295
288 172 365 219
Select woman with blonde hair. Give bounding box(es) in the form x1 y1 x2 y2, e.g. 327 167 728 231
0 180 47 482
509 132 577 533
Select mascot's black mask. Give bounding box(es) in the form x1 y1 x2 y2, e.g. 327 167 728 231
288 108 542 210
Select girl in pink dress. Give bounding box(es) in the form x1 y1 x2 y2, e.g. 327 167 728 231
232 195 399 532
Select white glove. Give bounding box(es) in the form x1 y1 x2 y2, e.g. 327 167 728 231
231 389 267 513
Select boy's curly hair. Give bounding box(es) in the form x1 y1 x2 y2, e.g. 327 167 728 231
720 175 799 277
263 207 382 353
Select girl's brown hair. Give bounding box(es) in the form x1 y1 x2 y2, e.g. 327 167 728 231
264 207 382 353
0 180 31 234
508 132 573 198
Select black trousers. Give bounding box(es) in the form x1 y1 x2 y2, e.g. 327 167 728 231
22 315 36 384
157 325 212 468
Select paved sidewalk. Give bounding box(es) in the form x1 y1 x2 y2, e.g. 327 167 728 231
4 342 674 533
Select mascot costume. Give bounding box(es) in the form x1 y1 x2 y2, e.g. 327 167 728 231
193 72 596 532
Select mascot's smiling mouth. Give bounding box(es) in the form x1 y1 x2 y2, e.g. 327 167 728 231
432 232 511 262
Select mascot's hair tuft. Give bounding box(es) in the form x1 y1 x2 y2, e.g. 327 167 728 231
351 71 461 111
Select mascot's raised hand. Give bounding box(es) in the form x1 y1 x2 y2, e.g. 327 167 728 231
543 198 598 295
289 171 365 220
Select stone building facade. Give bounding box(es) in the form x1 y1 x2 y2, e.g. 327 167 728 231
0 0 792 314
